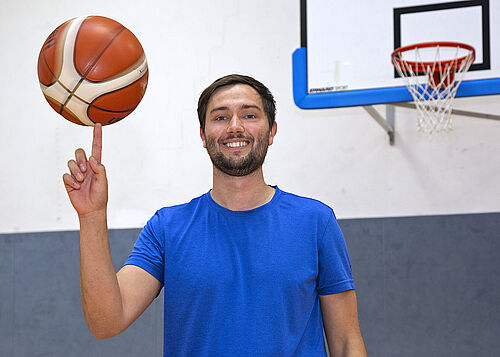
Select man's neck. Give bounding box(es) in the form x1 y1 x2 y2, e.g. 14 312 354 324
210 166 275 211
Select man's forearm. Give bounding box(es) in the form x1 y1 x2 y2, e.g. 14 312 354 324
329 335 367 357
320 291 367 357
79 210 124 338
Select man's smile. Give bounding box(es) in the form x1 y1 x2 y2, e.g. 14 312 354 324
224 141 249 148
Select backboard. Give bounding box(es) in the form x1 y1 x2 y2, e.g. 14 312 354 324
293 0 500 109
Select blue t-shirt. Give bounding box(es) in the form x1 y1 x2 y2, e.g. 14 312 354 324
125 187 354 356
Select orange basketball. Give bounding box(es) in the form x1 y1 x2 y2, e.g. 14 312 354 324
37 16 148 126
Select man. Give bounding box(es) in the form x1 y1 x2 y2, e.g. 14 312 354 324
63 74 367 356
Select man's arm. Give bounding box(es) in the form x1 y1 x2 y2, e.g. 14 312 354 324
319 290 367 357
63 124 161 338
79 211 161 338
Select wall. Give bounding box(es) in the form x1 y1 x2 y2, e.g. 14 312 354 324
343 212 500 357
0 228 163 356
1 212 499 356
0 0 499 234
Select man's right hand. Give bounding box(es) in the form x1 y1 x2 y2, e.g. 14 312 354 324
63 123 108 217
62 123 161 339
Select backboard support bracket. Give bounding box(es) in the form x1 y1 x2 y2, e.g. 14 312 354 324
363 106 395 145
391 102 500 121
363 102 500 146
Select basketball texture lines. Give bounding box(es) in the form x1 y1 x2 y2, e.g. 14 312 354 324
37 16 148 126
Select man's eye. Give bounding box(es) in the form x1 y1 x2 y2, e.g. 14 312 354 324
244 114 256 119
215 116 227 121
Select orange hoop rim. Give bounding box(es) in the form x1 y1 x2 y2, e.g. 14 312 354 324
391 41 476 73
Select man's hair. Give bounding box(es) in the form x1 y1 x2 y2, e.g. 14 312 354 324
197 74 276 131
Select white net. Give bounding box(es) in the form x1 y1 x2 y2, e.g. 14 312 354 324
392 43 475 134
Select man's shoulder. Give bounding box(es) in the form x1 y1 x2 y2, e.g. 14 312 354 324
277 188 334 217
155 192 207 216
143 193 208 229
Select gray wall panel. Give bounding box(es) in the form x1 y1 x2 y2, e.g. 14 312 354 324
0 236 14 356
1 212 498 356
339 218 388 356
340 213 500 357
0 229 163 357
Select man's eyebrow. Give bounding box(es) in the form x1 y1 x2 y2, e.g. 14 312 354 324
209 106 229 114
241 104 262 112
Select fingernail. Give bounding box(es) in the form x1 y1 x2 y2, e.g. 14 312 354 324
76 173 83 180
80 164 86 171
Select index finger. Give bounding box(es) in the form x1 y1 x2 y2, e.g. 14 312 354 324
91 123 103 162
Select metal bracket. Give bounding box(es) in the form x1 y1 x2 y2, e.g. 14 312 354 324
364 103 500 146
363 106 395 145
390 102 500 121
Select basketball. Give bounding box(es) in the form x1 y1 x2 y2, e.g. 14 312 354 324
37 16 148 126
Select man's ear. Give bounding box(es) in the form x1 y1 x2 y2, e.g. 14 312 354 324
200 127 207 148
268 121 277 146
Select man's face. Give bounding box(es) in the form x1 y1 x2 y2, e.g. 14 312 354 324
200 84 277 177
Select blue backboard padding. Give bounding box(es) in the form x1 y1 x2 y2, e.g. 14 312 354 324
292 47 500 109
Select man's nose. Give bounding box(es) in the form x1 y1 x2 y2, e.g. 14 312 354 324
227 114 244 133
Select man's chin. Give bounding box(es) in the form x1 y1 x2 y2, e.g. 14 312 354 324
211 155 261 177
216 165 260 177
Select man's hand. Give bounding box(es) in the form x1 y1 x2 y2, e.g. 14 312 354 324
63 123 108 217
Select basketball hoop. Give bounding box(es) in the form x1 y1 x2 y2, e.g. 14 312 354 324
391 42 475 133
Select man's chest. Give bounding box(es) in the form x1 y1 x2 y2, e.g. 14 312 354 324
163 226 319 297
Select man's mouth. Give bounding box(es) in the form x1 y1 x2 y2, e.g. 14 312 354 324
224 141 249 148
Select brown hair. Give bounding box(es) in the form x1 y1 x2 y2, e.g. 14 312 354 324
197 74 276 131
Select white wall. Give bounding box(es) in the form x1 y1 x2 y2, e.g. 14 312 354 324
1 0 499 234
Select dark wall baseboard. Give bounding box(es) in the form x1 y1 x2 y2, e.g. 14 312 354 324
1 212 499 356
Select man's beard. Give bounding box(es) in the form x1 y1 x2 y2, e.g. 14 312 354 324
205 132 270 177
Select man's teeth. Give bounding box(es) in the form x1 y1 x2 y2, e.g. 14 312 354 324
225 141 248 148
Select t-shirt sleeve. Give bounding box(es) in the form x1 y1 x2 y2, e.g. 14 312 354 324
123 211 165 285
317 210 355 295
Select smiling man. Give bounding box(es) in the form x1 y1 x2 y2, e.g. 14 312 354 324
63 74 366 356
